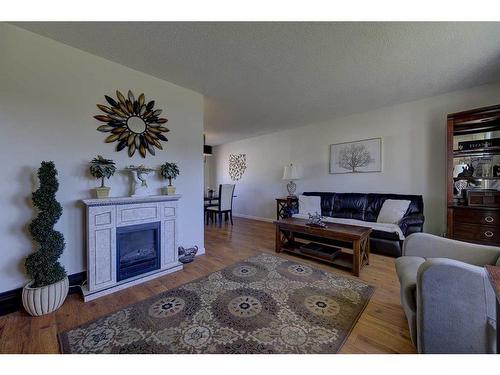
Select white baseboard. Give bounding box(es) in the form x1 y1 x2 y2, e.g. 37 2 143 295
232 213 274 223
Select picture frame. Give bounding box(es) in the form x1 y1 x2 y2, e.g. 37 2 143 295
329 137 382 174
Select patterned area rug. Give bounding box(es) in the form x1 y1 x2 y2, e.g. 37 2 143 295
59 253 374 353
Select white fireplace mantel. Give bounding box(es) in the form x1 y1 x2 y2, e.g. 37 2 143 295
81 195 183 301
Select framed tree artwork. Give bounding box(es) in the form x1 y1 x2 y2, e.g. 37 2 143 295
329 138 382 174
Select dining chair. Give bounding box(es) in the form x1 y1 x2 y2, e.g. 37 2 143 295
205 184 235 227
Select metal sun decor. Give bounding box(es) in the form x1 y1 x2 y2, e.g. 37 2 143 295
94 90 169 158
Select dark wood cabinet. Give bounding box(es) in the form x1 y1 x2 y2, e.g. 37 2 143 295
447 104 500 246
275 197 298 220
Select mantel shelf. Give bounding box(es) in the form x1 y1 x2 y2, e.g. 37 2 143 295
82 194 182 207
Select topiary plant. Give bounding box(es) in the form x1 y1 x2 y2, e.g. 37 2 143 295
25 161 67 288
89 155 116 188
160 162 180 186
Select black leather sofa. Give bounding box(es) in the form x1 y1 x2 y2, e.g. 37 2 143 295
296 192 425 257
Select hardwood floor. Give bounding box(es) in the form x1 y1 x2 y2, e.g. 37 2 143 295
0 217 415 353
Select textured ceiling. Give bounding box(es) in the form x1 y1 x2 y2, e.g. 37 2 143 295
13 22 500 145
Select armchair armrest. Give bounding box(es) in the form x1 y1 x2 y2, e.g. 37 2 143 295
398 213 424 235
403 233 500 266
416 258 496 353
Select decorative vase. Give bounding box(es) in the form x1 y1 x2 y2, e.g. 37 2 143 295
166 185 176 195
95 186 110 199
22 276 69 316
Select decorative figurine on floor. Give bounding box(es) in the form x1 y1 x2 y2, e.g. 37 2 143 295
178 245 198 264
306 212 327 228
125 165 156 197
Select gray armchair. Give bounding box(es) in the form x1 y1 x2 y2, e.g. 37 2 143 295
395 233 499 353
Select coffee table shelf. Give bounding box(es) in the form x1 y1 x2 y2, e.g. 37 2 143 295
281 241 354 269
274 218 371 276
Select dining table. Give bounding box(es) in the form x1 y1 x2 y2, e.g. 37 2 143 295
204 196 220 206
204 194 237 206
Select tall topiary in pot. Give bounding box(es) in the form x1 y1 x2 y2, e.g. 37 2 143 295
160 162 180 195
22 161 69 316
89 155 116 198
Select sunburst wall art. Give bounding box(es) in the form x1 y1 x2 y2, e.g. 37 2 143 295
94 90 169 158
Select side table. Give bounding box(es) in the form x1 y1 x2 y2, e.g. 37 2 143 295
276 197 299 220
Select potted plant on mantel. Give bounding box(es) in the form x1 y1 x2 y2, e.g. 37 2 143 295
160 162 180 195
22 161 69 316
89 155 116 199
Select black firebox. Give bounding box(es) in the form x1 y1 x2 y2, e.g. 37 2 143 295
116 222 161 282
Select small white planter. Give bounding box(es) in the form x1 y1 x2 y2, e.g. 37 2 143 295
22 276 69 316
163 186 176 195
95 187 110 199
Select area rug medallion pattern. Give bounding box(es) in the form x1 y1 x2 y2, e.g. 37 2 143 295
59 254 374 353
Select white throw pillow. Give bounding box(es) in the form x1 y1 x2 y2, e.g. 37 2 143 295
377 199 411 224
298 195 321 216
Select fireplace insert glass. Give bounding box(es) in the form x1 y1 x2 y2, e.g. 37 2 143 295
116 222 161 282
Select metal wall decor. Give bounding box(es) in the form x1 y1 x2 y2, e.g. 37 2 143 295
94 90 169 158
229 154 247 181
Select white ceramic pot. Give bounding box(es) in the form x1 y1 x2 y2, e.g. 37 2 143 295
22 276 69 316
165 186 176 195
95 187 110 199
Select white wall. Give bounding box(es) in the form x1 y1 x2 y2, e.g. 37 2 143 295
0 24 204 293
213 82 500 235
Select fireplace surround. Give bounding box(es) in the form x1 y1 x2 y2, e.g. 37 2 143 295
81 195 182 301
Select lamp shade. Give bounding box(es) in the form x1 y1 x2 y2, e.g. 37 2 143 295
283 164 299 180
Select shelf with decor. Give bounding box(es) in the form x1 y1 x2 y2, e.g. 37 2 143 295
447 104 500 246
453 176 500 181
453 149 500 158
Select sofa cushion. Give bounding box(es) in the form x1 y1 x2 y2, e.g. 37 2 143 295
298 195 321 216
332 193 367 220
303 192 335 217
365 193 424 222
377 199 411 224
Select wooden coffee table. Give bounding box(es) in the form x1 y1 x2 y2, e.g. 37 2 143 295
274 218 372 276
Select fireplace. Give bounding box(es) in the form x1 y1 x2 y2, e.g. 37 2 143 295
82 195 184 301
116 222 161 282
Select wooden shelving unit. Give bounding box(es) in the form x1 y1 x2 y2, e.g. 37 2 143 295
447 104 500 246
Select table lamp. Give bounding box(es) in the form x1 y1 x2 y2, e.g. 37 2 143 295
283 163 299 197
